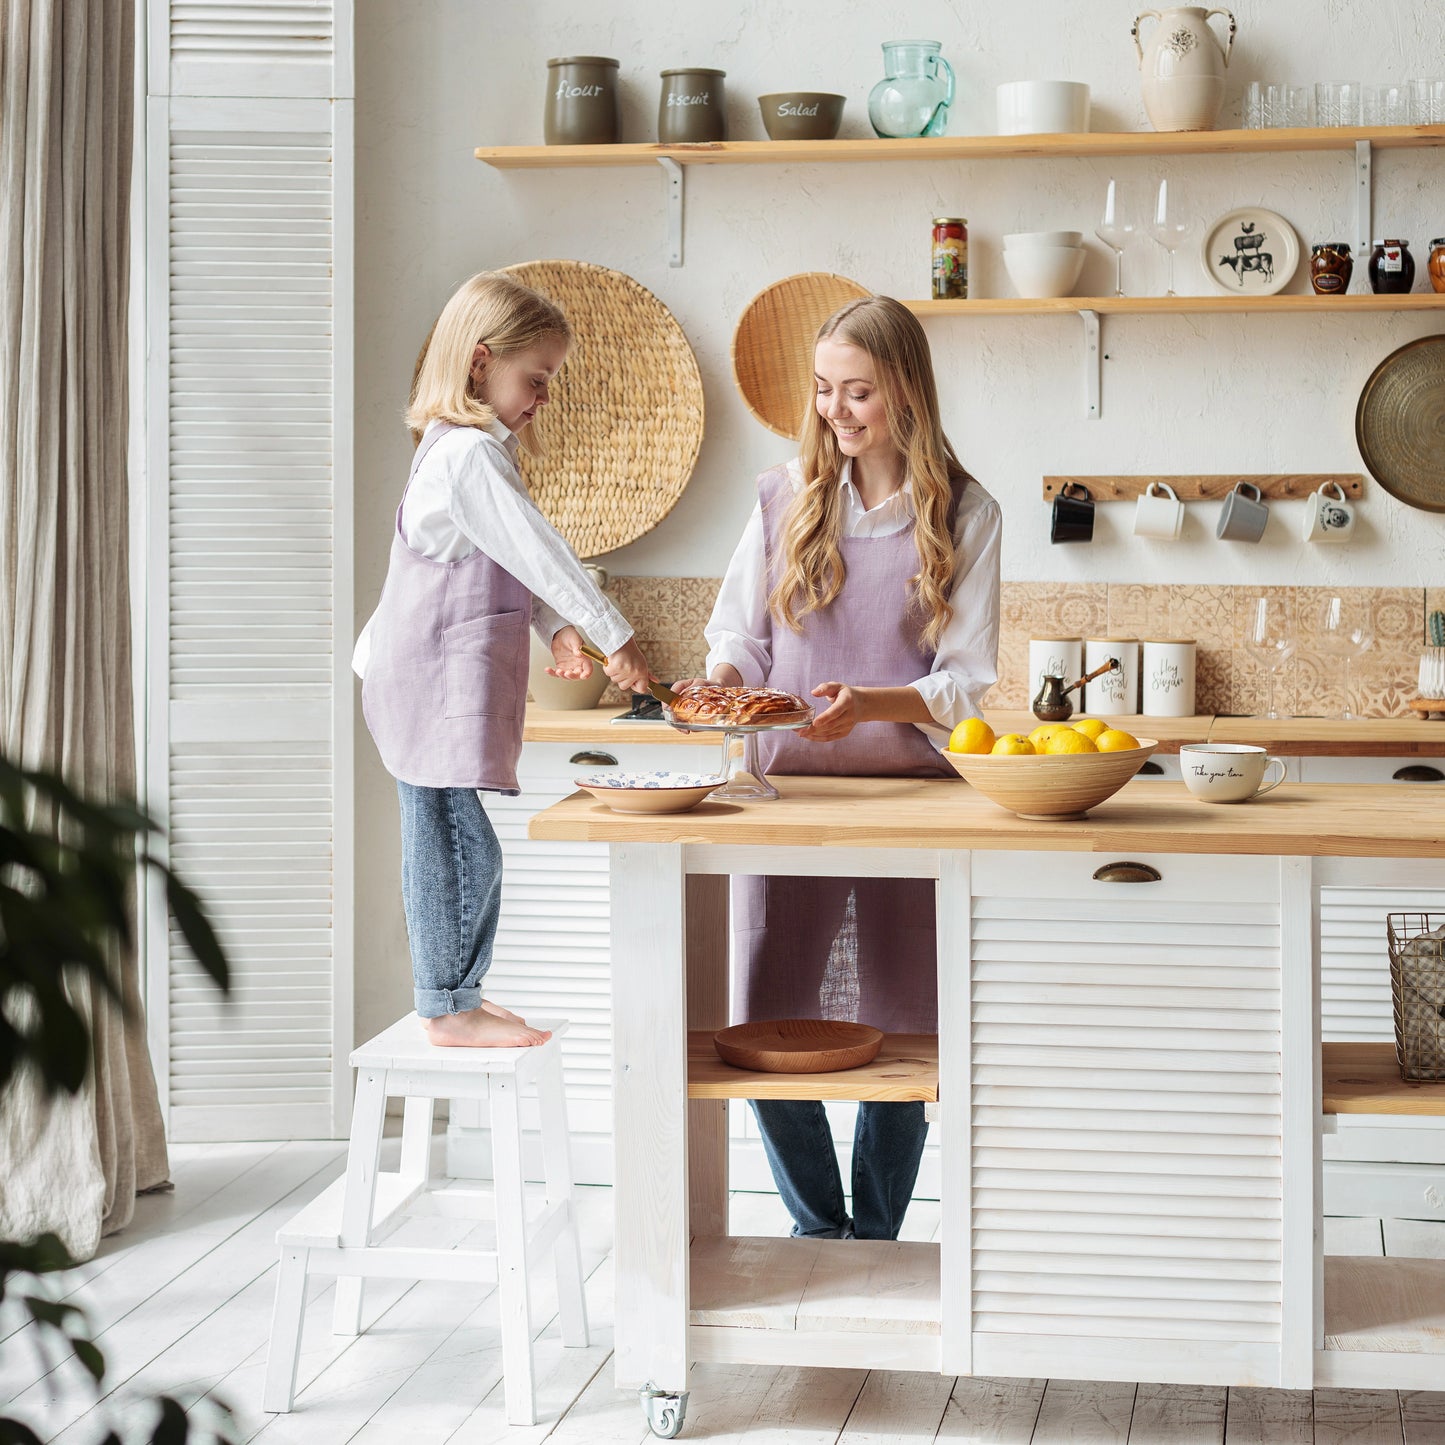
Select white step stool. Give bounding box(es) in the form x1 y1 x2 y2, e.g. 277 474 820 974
263 1014 589 1426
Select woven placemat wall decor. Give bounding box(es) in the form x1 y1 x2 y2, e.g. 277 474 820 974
1355 335 1445 514
731 272 872 439
410 261 704 557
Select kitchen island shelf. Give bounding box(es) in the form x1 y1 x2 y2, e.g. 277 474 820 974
687 1030 937 1101
1322 1042 1445 1116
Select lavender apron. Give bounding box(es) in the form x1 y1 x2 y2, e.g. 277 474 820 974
733 466 964 1036
361 422 532 793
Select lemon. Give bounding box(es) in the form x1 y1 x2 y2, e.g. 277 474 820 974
1042 728 1098 755
948 717 996 755
1095 727 1141 752
990 734 1036 756
1071 717 1109 740
1028 722 1068 747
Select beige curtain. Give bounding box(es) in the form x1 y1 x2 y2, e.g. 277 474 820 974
0 0 166 1259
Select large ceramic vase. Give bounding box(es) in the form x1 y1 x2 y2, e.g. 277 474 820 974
1132 6 1236 132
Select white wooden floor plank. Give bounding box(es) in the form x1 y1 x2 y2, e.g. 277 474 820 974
836 1368 954 1443
1223 1388 1313 1445
938 1377 1046 1443
1382 1220 1445 1260
677 1361 867 1444
1401 1391 1445 1445
1032 1379 1138 1445
1313 1388 1405 1445
523 1324 650 1445
1326 1219 1387 1257
1126 1382 1227 1444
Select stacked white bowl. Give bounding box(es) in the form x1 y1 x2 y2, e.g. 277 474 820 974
1002 230 1086 299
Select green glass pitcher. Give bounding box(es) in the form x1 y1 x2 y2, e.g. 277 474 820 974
867 40 955 138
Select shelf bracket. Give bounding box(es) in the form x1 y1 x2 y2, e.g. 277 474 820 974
658 157 684 267
1355 140 1372 289
1080 309 1101 420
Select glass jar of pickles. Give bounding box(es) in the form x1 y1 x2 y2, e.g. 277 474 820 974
1309 243 1352 295
1429 239 1445 294
931 217 968 300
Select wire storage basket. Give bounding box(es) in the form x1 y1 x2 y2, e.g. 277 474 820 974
1386 912 1445 1081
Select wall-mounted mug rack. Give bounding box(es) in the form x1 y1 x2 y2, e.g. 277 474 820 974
1041 473 1365 502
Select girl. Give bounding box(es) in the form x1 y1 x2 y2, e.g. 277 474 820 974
356 271 652 1048
700 295 1001 1237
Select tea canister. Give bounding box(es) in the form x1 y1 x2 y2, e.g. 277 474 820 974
1368 239 1415 294
1028 638 1083 701
931 217 968 300
1429 239 1445 294
1141 638 1197 717
1309 243 1353 295
545 56 620 145
658 68 726 144
1083 637 1140 717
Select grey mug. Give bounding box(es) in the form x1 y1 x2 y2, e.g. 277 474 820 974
1216 481 1269 543
659 68 726 143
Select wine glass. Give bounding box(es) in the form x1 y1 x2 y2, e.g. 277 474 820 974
1314 594 1374 720
1150 178 1190 296
1245 596 1297 720
1094 178 1136 297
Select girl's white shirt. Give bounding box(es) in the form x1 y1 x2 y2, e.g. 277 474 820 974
704 457 1002 746
352 419 631 678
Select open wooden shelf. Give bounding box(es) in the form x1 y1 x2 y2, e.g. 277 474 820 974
905 294 1445 316
1322 1042 1445 1116
476 125 1445 169
1324 1256 1445 1354
687 1030 938 1101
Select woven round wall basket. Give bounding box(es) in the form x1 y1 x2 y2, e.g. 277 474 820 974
731 271 872 439
411 261 704 557
1355 334 1445 514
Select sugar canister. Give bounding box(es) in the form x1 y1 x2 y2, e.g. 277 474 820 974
1141 638 1197 717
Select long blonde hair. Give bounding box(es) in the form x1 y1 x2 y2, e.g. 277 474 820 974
406 271 572 454
767 296 966 651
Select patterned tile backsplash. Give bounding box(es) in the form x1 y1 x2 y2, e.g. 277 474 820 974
586 579 1440 718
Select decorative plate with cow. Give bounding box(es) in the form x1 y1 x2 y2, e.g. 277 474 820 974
1201 207 1300 296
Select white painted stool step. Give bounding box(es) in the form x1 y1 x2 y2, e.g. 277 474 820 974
263 1014 588 1427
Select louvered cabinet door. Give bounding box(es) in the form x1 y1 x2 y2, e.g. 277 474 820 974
966 852 1287 1386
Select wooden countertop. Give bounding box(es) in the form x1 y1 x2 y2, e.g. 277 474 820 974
524 705 1445 756
529 776 1445 858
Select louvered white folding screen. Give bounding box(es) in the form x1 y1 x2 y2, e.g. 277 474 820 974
145 1 353 1140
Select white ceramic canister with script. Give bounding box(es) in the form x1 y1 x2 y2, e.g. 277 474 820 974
1083 637 1140 716
1028 637 1083 704
1141 638 1197 717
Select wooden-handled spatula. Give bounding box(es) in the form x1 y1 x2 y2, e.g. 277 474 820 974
576 642 680 707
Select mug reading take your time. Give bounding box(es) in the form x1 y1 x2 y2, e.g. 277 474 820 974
1180 743 1286 803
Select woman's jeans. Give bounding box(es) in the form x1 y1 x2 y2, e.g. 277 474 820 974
750 1098 928 1240
396 781 502 1018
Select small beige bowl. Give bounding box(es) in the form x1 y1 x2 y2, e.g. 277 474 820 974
574 770 722 815
758 92 845 141
944 739 1159 820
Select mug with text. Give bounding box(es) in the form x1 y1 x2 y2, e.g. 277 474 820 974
1302 480 1356 544
1180 743 1286 803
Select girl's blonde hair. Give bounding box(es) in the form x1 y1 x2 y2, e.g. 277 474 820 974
406 271 572 452
767 295 966 651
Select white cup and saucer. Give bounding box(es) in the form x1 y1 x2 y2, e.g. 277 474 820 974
1179 743 1286 803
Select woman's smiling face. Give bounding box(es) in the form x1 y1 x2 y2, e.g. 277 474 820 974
813 337 893 462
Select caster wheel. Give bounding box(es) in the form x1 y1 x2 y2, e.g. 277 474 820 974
639 1383 688 1438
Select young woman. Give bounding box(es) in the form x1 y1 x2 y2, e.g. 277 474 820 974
700 295 1001 1237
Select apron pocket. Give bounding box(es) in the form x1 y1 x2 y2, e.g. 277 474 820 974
442 611 527 719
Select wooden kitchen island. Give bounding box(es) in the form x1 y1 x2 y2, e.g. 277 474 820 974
529 778 1445 1437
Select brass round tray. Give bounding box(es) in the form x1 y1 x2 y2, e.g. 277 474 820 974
1355 335 1445 514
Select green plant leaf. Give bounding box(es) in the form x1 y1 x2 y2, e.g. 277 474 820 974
160 869 228 992
73 1339 106 1383
0 1416 46 1444
149 1397 189 1444
21 1295 84 1330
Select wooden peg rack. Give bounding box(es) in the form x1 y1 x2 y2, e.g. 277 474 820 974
1041 474 1366 503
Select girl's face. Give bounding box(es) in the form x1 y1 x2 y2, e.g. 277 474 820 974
813 337 895 465
471 336 568 434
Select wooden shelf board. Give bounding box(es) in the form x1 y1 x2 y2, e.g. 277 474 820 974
477 126 1445 169
689 1235 940 1334
1325 1256 1445 1353
687 1030 938 1101
905 294 1445 316
1322 1043 1445 1116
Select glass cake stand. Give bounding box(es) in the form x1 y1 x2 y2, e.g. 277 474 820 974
661 713 811 801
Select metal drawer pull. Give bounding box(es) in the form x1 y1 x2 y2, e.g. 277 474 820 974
1137 760 1165 775
569 750 618 767
1392 765 1444 783
1092 861 1163 883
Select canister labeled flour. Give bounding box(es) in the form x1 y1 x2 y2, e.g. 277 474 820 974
1142 638 1196 717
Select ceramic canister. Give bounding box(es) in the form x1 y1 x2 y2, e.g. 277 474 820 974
545 56 621 145
1142 638 1197 717
658 68 726 143
1029 638 1083 701
1083 637 1140 716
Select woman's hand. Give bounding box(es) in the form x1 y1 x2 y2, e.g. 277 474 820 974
603 638 654 696
546 625 593 680
799 682 867 741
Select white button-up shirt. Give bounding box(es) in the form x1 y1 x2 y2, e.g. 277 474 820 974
704 459 1002 746
353 419 632 677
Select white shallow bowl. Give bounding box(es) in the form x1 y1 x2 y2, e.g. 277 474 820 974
1002 244 1087 299
574 770 724 814
1004 230 1084 250
996 80 1091 136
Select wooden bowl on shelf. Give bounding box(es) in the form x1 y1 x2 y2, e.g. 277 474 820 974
943 739 1158 820
713 1019 884 1073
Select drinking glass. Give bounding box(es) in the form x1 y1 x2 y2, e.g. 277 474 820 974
1150 178 1189 295
1245 81 1264 129
1315 81 1361 127
1095 179 1136 298
1364 84 1408 127
1409 79 1433 124
1314 594 1374 720
1283 87 1311 126
1245 595 1297 720
1265 83 1289 127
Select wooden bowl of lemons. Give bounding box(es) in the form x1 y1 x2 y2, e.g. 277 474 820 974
943 718 1158 820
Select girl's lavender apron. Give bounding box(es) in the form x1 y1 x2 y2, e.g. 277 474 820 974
361 422 532 793
734 465 963 1036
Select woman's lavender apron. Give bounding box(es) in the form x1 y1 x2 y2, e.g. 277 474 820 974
361 422 532 793
734 466 963 1036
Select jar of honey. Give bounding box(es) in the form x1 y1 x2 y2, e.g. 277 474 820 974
1368 239 1415 294
1309 243 1352 295
1429 239 1445 294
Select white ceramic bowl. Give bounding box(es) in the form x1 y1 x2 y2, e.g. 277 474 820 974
1002 244 1087 299
1003 230 1084 250
996 80 1091 136
574 770 724 814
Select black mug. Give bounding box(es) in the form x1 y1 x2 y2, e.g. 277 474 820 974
1050 482 1094 544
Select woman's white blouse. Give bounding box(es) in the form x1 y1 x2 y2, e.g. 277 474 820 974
704 459 1002 746
352 419 632 678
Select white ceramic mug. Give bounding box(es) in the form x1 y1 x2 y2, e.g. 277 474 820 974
1180 743 1286 803
1083 637 1140 716
1302 480 1355 544
1133 480 1184 540
1029 638 1083 700
1142 639 1197 717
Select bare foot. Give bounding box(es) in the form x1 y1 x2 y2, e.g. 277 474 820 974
479 998 524 1024
422 1010 551 1049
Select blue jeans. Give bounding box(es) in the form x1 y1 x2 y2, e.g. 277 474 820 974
396 782 503 1018
750 1098 928 1240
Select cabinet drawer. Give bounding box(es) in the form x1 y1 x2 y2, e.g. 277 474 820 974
971 850 1281 908
1299 755 1445 784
